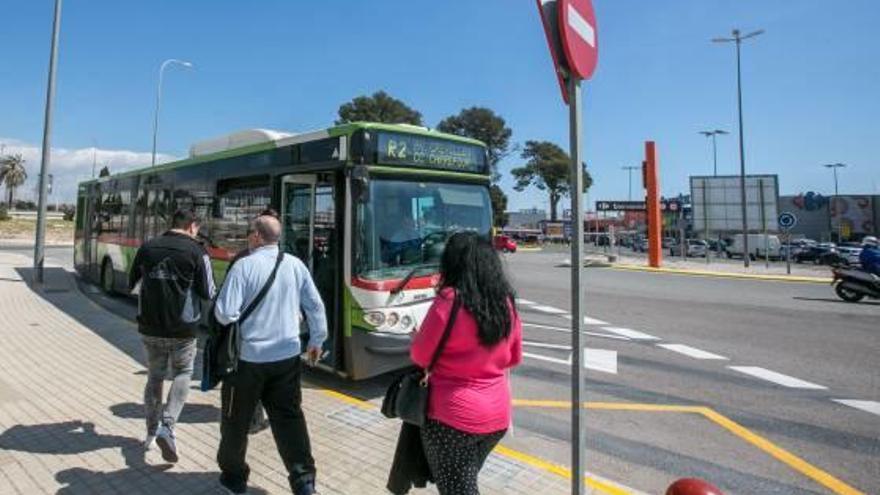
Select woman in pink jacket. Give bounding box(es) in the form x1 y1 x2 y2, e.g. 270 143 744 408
410 232 523 495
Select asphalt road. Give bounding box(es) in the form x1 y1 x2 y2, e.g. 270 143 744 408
503 249 878 495
9 245 877 494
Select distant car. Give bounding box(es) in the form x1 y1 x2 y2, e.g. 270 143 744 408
669 239 708 257
493 235 517 253
836 243 863 266
662 237 675 248
633 238 649 252
795 245 840 265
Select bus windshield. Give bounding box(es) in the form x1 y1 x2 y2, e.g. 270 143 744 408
355 179 492 281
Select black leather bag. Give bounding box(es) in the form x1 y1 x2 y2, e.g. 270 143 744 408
381 297 461 426
201 250 285 391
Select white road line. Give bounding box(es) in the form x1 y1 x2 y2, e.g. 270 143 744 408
600 327 660 341
567 3 596 48
832 399 880 417
560 315 610 325
523 352 570 366
657 344 728 360
585 348 617 374
522 322 631 341
516 298 537 306
522 350 618 375
523 340 571 350
728 366 828 390
530 304 569 315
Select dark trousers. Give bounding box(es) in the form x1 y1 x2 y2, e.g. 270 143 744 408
421 419 506 495
218 356 316 491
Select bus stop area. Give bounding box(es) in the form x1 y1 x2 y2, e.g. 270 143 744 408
0 250 633 495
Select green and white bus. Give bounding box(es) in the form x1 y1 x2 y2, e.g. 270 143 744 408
74 122 493 379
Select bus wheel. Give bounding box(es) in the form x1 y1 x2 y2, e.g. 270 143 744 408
101 259 116 295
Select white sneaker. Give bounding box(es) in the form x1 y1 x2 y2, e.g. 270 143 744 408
144 434 157 451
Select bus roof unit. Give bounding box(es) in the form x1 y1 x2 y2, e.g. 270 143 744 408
188 128 294 158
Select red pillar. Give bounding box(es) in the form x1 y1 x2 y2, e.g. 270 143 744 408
645 141 662 268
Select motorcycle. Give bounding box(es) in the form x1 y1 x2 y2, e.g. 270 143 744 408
832 267 880 303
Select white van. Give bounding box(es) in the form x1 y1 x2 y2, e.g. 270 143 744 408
727 234 782 260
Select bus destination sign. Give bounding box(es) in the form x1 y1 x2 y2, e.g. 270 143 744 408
375 132 487 174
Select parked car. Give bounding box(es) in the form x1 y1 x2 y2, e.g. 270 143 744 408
669 239 708 257
493 234 518 253
836 243 863 266
634 237 649 252
795 244 840 265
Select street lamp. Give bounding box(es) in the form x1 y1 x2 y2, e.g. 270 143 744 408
698 129 728 177
622 166 640 201
151 59 193 167
823 162 846 241
713 28 764 268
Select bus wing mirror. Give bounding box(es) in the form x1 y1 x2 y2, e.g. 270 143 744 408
352 166 370 203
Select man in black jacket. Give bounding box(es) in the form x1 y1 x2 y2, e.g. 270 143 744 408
129 209 216 463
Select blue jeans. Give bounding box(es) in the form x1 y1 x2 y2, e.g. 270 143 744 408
141 336 197 435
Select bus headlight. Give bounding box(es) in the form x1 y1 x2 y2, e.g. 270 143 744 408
386 312 400 328
400 315 414 330
364 311 386 327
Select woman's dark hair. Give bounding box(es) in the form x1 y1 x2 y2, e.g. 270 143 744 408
439 231 517 347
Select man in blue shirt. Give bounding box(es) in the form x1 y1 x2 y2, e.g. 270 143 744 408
214 214 327 495
859 236 880 276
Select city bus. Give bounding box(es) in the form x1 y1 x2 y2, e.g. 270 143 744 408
74 122 493 379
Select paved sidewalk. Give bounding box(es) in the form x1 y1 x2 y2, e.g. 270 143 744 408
0 252 611 494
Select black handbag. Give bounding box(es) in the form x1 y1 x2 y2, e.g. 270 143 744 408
201 250 285 391
381 297 461 427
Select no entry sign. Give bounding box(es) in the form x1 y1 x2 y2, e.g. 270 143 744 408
558 0 598 80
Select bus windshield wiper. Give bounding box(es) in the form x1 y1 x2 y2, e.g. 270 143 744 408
390 264 438 296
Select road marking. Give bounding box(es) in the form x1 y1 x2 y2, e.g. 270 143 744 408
530 304 569 315
567 3 596 48
511 400 862 495
728 366 827 390
657 344 728 360
522 322 630 341
585 348 617 374
523 340 571 350
600 327 660 341
523 351 570 366
832 399 880 417
561 315 611 325
517 298 537 306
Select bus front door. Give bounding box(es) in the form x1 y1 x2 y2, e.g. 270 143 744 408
280 175 340 371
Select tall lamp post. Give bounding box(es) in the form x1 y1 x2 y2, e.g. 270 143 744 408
622 165 640 201
713 28 763 268
823 162 846 241
151 59 193 167
699 129 728 177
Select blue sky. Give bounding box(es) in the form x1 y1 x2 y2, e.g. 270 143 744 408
1 1 878 207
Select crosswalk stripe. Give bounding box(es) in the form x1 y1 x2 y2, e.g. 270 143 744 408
728 366 827 390
521 322 631 341
584 348 617 374
531 304 568 315
560 315 610 325
516 298 537 306
832 399 880 417
657 344 728 360
600 327 660 341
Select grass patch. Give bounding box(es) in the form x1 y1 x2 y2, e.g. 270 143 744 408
0 217 74 243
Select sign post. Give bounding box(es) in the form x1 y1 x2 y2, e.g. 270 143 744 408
537 1 597 493
778 212 797 275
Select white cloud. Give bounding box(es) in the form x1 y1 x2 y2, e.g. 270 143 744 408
0 137 178 204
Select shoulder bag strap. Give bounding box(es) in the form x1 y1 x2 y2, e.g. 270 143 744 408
422 296 462 382
239 249 285 325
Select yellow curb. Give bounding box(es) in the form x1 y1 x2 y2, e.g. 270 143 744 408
318 389 634 494
513 400 864 495
610 264 831 284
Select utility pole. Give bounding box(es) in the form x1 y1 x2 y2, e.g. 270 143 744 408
699 129 728 177
713 28 763 268
823 163 846 241
622 165 639 201
34 0 63 284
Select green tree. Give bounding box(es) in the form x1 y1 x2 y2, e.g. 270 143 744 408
0 154 28 208
511 141 592 222
336 91 422 125
437 107 514 226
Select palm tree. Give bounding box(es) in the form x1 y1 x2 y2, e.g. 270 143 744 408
0 154 28 208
